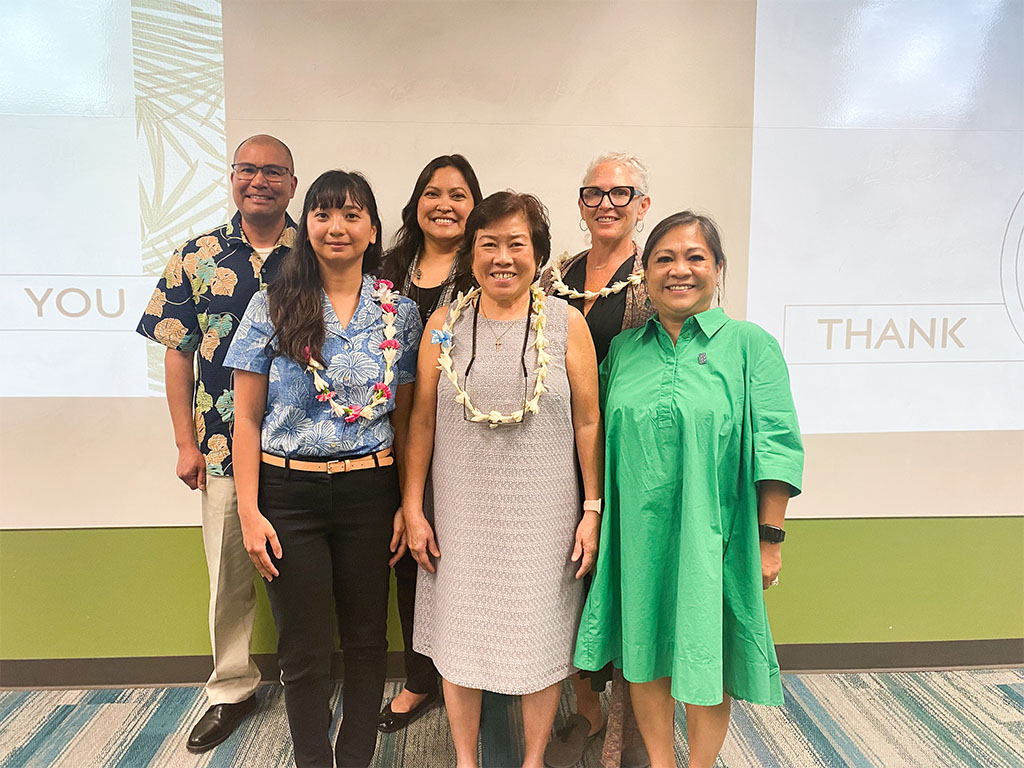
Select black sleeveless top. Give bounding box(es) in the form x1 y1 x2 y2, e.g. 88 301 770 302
407 282 445 325
561 255 633 364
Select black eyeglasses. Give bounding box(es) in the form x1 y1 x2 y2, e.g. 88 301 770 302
462 298 534 425
231 163 292 182
579 186 644 208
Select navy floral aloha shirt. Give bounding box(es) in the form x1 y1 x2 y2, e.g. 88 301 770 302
136 211 297 476
224 276 422 458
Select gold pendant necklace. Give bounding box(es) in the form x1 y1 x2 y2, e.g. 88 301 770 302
482 314 516 351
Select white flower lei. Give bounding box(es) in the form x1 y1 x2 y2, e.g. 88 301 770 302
433 284 550 429
547 249 643 300
304 279 401 424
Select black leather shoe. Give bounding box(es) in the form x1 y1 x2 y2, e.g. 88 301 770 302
186 695 258 753
377 689 440 733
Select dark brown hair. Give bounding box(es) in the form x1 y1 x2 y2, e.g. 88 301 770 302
268 170 383 364
379 154 483 287
455 191 551 285
641 210 727 288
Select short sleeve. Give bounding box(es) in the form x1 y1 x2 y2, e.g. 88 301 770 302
223 291 275 375
750 334 804 496
393 298 424 386
136 245 201 351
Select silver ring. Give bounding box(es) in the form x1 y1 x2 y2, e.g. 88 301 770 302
769 577 780 587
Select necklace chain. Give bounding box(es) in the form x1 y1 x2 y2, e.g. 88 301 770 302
412 251 456 284
404 252 459 315
478 309 518 350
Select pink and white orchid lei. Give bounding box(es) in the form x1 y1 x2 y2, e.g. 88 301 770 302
304 279 400 424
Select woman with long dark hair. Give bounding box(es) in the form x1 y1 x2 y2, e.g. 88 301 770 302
225 170 423 767
377 154 483 733
379 154 483 324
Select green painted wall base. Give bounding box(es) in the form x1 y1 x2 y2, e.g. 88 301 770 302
1 518 1021 661
4 638 1020 688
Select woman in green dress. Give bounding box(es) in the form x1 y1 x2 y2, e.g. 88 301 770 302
573 211 804 768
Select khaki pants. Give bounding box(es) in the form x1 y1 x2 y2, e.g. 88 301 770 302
201 474 261 704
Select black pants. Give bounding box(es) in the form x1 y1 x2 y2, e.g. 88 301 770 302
259 460 398 768
393 469 439 696
393 549 439 695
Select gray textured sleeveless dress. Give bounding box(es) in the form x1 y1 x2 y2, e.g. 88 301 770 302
413 295 583 695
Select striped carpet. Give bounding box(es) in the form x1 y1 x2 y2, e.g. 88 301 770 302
2 669 1023 767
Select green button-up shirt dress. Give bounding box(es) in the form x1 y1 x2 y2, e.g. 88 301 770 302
574 307 804 706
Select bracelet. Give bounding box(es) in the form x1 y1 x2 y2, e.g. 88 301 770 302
583 499 602 514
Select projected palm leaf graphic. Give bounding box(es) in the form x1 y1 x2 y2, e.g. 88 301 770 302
131 0 227 392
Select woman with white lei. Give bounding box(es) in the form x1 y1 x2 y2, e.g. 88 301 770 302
540 152 654 768
403 191 602 768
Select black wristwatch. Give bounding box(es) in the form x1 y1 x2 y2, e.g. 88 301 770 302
759 524 786 543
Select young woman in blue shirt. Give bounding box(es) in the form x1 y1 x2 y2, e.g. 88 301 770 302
226 170 422 768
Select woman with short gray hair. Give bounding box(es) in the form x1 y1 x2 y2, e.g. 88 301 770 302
540 153 655 768
540 152 653 361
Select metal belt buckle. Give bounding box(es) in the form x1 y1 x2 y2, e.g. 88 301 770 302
325 459 343 474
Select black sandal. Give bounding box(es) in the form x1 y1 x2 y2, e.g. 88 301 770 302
376 689 441 733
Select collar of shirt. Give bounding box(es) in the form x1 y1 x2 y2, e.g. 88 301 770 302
322 275 380 339
643 306 729 344
223 210 298 252
692 306 729 338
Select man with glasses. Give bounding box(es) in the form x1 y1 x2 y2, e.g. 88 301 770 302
137 134 297 753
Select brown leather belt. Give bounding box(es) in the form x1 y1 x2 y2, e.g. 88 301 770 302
260 448 393 474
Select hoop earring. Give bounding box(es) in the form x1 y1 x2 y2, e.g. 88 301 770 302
635 220 645 233
579 218 588 232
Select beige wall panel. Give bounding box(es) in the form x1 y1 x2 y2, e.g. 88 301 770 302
223 1 756 128
792 432 1024 519
1 399 199 529
222 0 758 312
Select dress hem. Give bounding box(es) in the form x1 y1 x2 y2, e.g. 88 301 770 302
429 657 577 696
576 653 782 708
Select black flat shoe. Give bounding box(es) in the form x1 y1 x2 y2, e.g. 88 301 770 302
377 689 440 733
186 695 258 753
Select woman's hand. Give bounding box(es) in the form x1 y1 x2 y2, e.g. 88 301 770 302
756 480 790 589
405 508 440 573
761 541 782 589
389 507 408 567
241 511 282 581
571 510 601 579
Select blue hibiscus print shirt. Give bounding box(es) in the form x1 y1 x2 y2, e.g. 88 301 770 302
224 276 423 458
